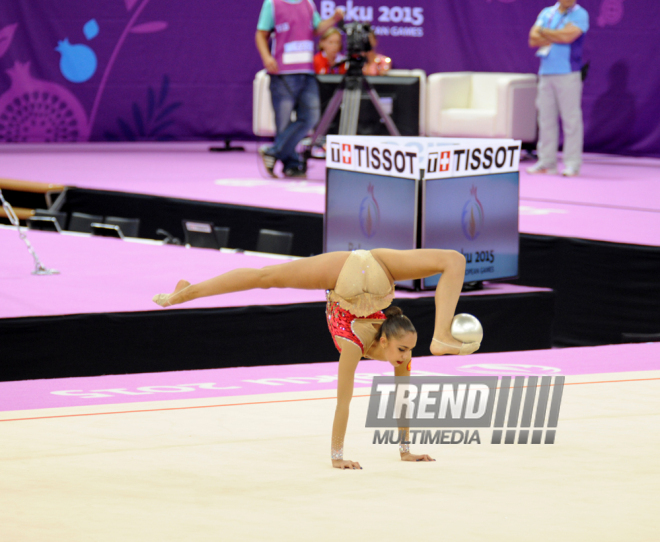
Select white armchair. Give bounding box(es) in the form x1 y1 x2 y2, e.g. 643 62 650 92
253 69 276 137
426 72 538 141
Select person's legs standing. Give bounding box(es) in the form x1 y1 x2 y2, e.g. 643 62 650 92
267 74 296 149
273 74 320 174
284 75 320 174
534 75 560 171
260 75 298 176
556 71 584 175
295 75 321 145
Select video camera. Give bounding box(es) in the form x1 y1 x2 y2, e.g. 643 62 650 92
338 21 372 57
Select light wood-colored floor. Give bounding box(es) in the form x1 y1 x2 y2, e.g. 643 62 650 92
1 371 659 541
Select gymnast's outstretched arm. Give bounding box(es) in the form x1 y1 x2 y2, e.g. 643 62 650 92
331 339 433 469
394 360 434 463
330 340 362 470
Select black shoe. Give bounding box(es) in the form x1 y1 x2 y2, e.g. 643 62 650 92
283 166 306 178
258 147 277 178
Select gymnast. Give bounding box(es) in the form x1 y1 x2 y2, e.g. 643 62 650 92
152 248 479 469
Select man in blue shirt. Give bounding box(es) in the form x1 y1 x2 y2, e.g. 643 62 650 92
528 1 589 177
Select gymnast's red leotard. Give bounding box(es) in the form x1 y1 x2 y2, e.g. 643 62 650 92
326 302 386 354
325 250 394 356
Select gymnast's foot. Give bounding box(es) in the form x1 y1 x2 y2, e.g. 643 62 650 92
430 333 480 356
152 280 192 308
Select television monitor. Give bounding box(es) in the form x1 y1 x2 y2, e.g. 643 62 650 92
317 75 420 136
421 171 519 289
325 167 418 288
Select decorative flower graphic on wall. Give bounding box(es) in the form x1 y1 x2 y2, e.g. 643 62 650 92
0 61 91 142
0 23 18 59
0 0 179 142
104 75 181 141
56 19 100 84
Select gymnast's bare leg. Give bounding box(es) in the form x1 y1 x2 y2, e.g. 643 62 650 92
370 249 470 355
153 251 352 307
153 248 469 355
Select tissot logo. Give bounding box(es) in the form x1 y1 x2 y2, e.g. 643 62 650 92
329 140 418 178
440 150 451 171
342 143 352 164
330 142 341 163
455 146 518 171
327 136 521 180
425 143 521 179
427 150 452 173
328 142 355 165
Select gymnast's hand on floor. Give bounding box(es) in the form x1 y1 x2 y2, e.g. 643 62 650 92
332 459 362 470
401 452 435 462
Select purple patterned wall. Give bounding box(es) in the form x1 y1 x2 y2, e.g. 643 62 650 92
0 0 658 156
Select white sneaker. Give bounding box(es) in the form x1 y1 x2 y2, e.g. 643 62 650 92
526 163 558 175
561 167 580 177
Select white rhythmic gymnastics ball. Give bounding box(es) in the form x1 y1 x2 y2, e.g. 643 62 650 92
451 313 483 344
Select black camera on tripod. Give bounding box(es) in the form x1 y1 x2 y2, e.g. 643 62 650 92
339 21 372 57
303 20 399 160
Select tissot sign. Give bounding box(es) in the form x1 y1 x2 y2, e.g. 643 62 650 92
326 136 521 179
425 143 521 179
327 138 419 179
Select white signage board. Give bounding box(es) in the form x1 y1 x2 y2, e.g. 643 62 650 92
325 135 521 179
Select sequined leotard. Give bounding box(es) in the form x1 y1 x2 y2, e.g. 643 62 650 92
326 250 395 355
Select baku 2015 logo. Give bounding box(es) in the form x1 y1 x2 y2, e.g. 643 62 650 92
359 183 380 239
462 185 485 241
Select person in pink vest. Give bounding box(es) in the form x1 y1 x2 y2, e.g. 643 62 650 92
256 1 343 178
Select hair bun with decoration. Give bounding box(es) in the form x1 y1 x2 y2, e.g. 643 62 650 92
376 305 416 342
384 305 403 318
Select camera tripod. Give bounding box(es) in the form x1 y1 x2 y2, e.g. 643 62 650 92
304 56 400 159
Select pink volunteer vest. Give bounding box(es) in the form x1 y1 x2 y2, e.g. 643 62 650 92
272 0 315 74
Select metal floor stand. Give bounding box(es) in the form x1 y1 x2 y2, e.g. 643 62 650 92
0 188 59 275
